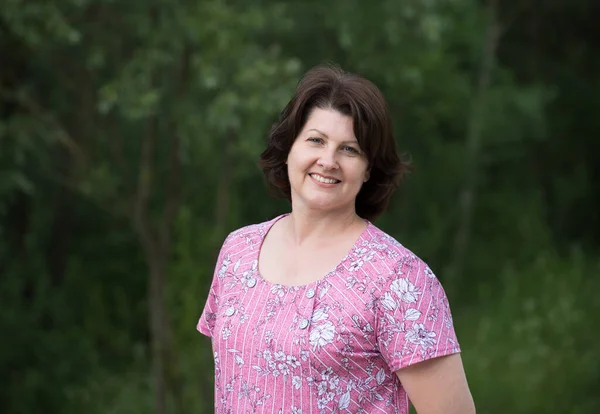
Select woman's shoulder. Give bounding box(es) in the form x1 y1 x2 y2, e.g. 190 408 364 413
221 214 285 251
363 222 417 259
358 222 439 277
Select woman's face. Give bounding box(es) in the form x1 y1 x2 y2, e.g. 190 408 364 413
286 107 369 216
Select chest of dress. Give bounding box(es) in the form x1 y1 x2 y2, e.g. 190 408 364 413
212 259 385 376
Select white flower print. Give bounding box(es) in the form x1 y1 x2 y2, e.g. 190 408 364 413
203 219 461 414
270 284 285 297
292 376 302 390
221 326 232 340
386 249 399 259
234 354 244 367
240 270 251 286
329 376 339 390
375 368 385 385
218 255 231 278
320 367 334 380
354 247 368 256
390 278 421 304
318 282 331 299
445 313 454 329
317 381 328 396
264 330 274 344
374 243 387 250
318 391 336 409
355 280 368 292
310 320 336 349
404 307 422 321
425 266 436 278
338 391 351 410
405 323 437 348
252 365 267 376
252 348 304 380
278 362 290 376
317 398 328 409
380 292 397 311
428 304 439 322
345 276 358 289
351 314 363 330
311 307 329 323
286 355 300 368
349 259 364 271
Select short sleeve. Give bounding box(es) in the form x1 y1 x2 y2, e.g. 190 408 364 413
197 234 232 337
376 254 461 372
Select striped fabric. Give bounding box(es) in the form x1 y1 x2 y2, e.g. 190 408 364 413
198 215 460 413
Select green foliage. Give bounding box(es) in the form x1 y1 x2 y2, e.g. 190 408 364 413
1 0 599 413
462 250 600 413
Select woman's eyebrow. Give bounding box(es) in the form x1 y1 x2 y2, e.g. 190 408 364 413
307 128 328 137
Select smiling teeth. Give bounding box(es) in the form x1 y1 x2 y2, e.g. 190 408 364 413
312 174 339 184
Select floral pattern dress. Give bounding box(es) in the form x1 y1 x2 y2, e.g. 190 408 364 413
197 215 461 413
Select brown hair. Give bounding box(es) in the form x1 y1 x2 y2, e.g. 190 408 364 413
259 64 409 221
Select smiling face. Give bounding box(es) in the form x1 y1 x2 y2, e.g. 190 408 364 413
286 107 370 216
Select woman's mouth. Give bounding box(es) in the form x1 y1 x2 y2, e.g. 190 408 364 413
310 173 341 184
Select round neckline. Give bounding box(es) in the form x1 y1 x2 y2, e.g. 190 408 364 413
255 213 372 289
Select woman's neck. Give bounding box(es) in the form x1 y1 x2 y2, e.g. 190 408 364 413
284 207 365 247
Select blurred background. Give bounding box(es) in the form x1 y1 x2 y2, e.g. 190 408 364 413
1 0 599 413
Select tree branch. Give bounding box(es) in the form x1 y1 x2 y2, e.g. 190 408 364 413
0 87 86 165
450 0 501 280
134 114 159 259
159 43 191 255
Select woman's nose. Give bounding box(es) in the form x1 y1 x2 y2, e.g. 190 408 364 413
317 149 339 170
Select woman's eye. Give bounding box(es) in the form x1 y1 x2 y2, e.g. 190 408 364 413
342 145 360 154
307 137 323 144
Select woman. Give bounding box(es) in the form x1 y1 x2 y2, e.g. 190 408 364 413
198 65 475 413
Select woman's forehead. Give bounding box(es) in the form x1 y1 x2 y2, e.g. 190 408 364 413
301 108 356 142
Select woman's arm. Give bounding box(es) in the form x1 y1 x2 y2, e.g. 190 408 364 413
396 353 475 414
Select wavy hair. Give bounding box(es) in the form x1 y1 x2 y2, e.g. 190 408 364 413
259 64 409 221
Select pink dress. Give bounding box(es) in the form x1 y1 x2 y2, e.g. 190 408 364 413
198 215 460 413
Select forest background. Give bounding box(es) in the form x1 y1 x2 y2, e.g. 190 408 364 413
1 0 599 413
